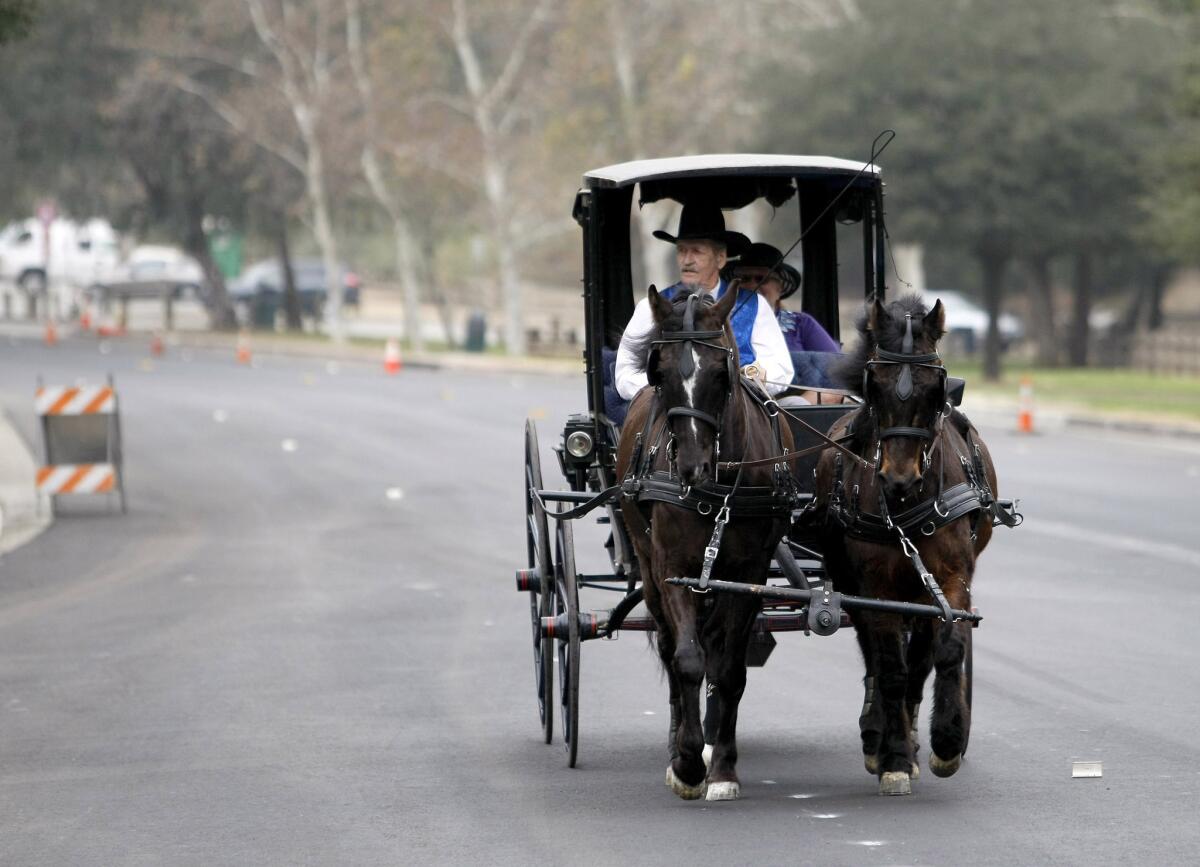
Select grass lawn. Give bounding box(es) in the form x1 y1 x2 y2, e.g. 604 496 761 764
944 358 1200 423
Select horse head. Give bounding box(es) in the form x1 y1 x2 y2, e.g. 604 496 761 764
647 283 739 488
863 294 947 503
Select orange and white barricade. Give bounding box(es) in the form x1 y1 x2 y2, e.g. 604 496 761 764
35 378 126 513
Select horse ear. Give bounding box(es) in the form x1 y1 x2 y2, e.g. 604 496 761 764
867 293 887 337
712 279 738 321
648 284 671 323
924 299 946 343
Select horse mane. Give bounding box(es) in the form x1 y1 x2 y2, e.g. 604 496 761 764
832 293 934 395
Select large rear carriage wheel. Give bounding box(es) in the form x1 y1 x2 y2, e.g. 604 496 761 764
554 519 581 768
524 419 554 744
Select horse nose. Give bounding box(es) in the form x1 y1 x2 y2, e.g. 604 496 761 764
682 460 712 488
880 471 921 503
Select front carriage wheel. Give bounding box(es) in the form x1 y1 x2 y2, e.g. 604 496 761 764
555 519 581 768
525 419 554 744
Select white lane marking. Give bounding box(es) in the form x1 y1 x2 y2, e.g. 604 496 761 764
805 812 843 819
281 439 299 453
1025 518 1200 569
325 361 340 375
386 487 404 501
642 710 656 715
852 841 887 847
788 793 815 799
213 409 228 423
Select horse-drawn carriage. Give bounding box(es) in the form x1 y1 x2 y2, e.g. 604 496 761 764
517 153 1020 798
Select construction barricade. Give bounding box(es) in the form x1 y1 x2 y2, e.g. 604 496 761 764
35 376 126 513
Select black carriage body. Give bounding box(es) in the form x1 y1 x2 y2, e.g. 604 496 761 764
565 154 886 492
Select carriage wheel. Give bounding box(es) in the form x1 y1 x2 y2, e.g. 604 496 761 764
962 626 974 756
555 518 581 768
525 419 554 744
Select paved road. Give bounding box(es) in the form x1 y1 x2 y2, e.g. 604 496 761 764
0 335 1197 865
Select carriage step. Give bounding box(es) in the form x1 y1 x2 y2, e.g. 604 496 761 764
514 568 541 593
541 611 601 641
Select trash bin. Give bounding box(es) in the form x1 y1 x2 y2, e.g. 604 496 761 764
465 309 487 352
252 288 280 329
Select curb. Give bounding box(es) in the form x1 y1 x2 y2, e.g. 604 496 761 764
961 394 1200 441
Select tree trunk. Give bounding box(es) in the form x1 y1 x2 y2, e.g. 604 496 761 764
277 219 302 331
1027 254 1058 367
979 250 1007 381
481 146 524 355
304 141 343 341
1147 264 1169 332
394 218 423 350
182 197 235 330
1068 249 1092 367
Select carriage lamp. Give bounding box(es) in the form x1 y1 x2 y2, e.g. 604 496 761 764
566 429 594 459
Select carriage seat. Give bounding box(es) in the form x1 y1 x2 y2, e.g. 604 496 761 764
601 346 629 426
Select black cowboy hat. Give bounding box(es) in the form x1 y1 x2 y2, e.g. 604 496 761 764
732 242 803 299
653 204 749 256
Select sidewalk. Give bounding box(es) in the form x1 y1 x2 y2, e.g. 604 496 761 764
0 409 50 555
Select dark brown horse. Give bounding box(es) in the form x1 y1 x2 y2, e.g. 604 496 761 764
815 294 1006 796
615 285 794 801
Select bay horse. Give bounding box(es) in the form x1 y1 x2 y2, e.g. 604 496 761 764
814 293 1011 796
615 285 795 801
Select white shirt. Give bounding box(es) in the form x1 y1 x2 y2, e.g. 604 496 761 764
614 279 795 400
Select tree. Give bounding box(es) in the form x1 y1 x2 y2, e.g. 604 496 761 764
757 0 1180 376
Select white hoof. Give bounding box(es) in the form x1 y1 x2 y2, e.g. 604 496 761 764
665 765 706 800
878 771 912 796
705 781 740 801
864 754 878 775
929 753 961 778
702 744 714 768
911 761 920 780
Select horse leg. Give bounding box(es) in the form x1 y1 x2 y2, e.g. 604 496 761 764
870 613 915 795
904 619 935 778
700 595 758 801
661 589 707 800
928 615 971 778
852 618 884 775
641 571 685 765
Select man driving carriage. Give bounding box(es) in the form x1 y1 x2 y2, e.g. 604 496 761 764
613 204 795 403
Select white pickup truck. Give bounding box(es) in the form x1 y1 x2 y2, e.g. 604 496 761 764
0 217 123 294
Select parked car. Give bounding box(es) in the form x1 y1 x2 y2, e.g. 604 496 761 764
0 217 121 294
228 258 361 323
927 289 1023 353
87 245 207 301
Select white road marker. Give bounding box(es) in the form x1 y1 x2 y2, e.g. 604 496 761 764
1027 519 1200 569
642 710 656 716
386 487 404 501
281 438 299 453
325 361 340 375
212 409 228 423
788 793 815 799
1072 761 1103 778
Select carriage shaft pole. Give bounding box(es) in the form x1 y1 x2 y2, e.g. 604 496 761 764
665 577 982 623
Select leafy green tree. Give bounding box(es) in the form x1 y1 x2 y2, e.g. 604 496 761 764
758 0 1180 375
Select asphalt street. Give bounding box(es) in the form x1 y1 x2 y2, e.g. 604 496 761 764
1 334 1198 866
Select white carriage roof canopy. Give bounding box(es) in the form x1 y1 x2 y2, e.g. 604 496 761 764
582 154 881 188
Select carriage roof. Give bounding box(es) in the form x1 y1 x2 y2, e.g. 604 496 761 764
581 154 881 189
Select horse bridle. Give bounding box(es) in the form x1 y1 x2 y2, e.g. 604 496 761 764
863 313 949 461
648 293 738 436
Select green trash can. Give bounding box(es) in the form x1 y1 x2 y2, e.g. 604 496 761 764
251 288 280 329
465 310 487 352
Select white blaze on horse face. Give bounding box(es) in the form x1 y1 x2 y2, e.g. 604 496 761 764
682 346 701 441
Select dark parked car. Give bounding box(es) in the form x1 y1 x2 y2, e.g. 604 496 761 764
229 258 361 323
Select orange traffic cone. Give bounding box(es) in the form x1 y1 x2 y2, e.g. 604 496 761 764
44 320 58 346
79 306 92 332
1017 376 1034 434
236 330 252 365
383 338 402 374
150 332 165 357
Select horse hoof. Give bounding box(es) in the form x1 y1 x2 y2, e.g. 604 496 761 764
930 753 962 778
665 765 706 800
878 771 912 796
702 744 713 768
705 781 740 801
864 754 878 775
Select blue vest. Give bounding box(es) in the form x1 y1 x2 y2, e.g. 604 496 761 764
662 280 760 366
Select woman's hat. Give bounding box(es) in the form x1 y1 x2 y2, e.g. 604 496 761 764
734 242 802 299
653 204 749 256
